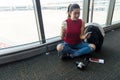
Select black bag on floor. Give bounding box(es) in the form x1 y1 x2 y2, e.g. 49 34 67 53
85 23 105 51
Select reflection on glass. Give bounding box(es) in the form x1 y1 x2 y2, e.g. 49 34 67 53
41 0 83 39
112 0 120 24
90 0 110 25
0 0 39 49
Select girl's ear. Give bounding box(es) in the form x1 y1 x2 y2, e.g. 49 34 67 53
68 12 71 18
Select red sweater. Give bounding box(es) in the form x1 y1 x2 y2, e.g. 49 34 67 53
63 18 82 45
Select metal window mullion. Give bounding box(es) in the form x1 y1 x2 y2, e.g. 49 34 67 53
90 0 94 23
106 0 116 26
82 0 90 23
34 0 46 43
32 0 41 44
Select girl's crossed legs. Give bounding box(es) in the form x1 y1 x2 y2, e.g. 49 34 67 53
57 42 96 58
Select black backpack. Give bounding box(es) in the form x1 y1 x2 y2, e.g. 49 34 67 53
85 24 104 51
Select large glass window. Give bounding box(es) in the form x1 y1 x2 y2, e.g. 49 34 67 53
89 0 110 25
41 0 83 40
0 0 39 49
112 0 120 24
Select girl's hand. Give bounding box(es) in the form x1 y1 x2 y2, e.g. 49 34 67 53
80 35 86 40
80 32 92 39
85 32 92 39
85 33 91 39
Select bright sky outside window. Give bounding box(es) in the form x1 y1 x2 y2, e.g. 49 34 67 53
89 0 110 26
0 0 39 49
112 0 120 24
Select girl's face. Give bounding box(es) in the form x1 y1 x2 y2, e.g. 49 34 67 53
70 8 80 20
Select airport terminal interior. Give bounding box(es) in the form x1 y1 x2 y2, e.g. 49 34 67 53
0 0 120 80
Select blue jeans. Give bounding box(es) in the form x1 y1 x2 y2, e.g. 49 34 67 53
60 42 94 58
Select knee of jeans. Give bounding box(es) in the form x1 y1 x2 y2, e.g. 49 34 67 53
89 44 96 50
56 44 63 52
